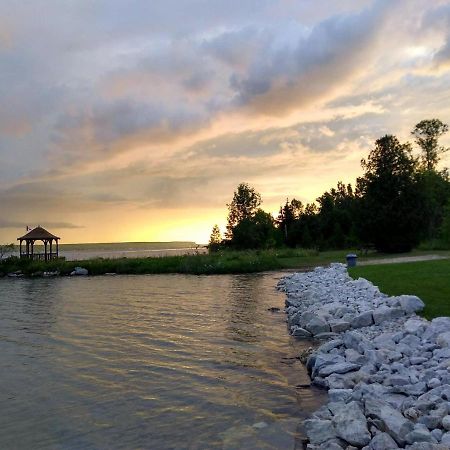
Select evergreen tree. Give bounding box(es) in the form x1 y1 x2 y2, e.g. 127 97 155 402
225 183 261 239
356 135 426 252
208 225 222 252
412 119 449 171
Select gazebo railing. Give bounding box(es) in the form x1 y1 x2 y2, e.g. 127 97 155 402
19 252 59 261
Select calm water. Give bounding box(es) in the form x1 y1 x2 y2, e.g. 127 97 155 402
0 273 323 449
10 242 208 261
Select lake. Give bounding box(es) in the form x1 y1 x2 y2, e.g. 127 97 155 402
0 272 323 449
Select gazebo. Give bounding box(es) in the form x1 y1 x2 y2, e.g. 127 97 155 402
17 226 60 261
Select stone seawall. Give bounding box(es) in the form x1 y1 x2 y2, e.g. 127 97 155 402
278 263 450 449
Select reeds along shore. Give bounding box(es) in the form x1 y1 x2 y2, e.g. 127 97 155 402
0 248 326 277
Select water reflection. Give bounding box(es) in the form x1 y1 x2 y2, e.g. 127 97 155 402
0 273 323 449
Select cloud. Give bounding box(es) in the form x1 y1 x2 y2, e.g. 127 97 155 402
0 219 83 230
1 0 450 243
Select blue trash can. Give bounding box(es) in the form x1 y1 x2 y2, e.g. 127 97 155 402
346 254 358 268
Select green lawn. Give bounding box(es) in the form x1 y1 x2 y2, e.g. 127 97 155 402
349 260 450 320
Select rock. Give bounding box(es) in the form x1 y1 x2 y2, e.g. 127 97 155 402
252 421 268 429
291 326 313 338
332 401 371 447
351 311 374 329
343 331 366 352
430 429 443 442
304 419 336 445
392 382 427 396
365 397 414 446
386 374 410 387
345 348 368 365
441 432 450 445
305 316 330 335
442 415 450 431
329 320 351 333
404 318 426 335
70 266 88 276
396 295 425 314
428 378 442 390
419 414 442 430
405 425 436 444
318 362 360 377
372 306 404 325
368 432 399 449
437 332 450 348
328 389 353 403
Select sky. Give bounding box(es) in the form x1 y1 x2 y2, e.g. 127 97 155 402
2 0 450 244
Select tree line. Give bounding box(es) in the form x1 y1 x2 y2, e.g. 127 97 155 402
209 119 450 253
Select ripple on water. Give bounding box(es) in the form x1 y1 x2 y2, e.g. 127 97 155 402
0 273 325 449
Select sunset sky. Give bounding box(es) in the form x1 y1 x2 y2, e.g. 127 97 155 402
2 0 450 244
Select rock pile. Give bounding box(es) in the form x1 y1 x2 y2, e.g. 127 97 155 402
278 263 450 449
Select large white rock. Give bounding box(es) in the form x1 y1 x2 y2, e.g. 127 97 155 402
70 266 88 276
365 397 414 446
368 432 399 449
331 401 371 447
437 331 450 348
372 306 404 325
351 311 374 329
396 295 425 314
305 316 330 335
303 419 336 445
442 415 450 431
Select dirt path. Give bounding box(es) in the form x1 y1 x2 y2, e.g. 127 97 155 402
359 254 449 266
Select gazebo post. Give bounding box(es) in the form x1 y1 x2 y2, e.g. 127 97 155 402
19 239 23 258
56 240 59 258
44 240 48 262
50 240 53 259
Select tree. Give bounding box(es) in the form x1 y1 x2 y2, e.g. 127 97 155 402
412 119 449 171
231 209 277 249
356 135 426 253
0 243 15 260
226 183 261 239
276 198 303 246
208 225 222 252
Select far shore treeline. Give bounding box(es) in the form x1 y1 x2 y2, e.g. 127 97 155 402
209 119 450 254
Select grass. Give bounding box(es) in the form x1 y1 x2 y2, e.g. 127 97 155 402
0 248 373 277
349 259 450 320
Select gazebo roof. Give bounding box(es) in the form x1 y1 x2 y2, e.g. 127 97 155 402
17 226 60 241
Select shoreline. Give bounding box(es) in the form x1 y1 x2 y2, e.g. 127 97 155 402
1 249 448 278
278 263 450 449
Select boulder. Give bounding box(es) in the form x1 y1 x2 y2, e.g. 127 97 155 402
372 306 404 325
70 267 88 276
305 316 330 335
328 389 353 403
291 326 313 338
351 311 374 329
405 425 436 444
437 332 450 348
442 415 450 431
441 432 450 446
396 295 425 314
367 432 399 449
318 362 360 378
331 401 371 447
303 419 336 445
329 320 351 333
365 397 414 446
404 318 426 335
